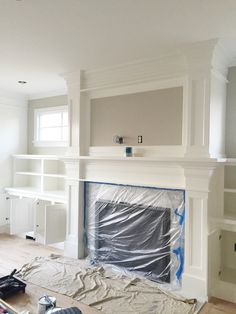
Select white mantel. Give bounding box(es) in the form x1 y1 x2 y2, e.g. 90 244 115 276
61 39 231 301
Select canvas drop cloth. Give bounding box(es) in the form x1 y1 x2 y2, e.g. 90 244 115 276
17 255 196 314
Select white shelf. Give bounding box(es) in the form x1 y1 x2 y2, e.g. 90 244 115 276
13 154 62 160
219 158 236 165
213 216 236 232
224 188 236 193
15 171 41 176
7 154 67 203
44 174 66 178
5 187 67 203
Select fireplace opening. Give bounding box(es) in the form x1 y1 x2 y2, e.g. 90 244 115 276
85 182 184 286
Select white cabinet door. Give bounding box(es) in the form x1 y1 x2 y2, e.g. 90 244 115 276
10 198 35 235
44 204 66 245
0 193 10 226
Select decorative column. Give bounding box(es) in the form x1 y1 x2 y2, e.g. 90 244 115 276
62 71 90 258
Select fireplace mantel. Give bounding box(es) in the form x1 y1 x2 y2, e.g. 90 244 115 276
61 39 230 301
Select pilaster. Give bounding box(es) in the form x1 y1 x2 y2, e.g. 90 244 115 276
63 158 84 258
181 165 215 300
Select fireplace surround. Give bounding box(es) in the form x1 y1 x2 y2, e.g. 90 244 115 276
85 182 185 286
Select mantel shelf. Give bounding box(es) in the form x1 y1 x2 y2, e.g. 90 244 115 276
63 155 219 166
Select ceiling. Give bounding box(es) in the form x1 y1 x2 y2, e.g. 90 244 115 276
1 0 236 99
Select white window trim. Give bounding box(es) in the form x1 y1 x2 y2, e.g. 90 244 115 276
33 105 69 147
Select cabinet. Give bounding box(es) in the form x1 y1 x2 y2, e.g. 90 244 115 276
34 200 66 245
212 160 236 302
3 154 67 246
0 193 10 227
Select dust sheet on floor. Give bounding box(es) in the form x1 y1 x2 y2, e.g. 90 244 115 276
17 255 196 314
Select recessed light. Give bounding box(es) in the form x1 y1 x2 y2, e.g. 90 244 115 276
18 80 27 84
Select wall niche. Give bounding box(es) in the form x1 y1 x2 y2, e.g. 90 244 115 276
90 86 183 146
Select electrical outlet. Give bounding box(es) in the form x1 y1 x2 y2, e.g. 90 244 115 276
138 135 142 144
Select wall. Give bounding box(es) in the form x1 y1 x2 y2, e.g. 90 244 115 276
225 67 236 157
90 87 183 146
0 98 27 193
28 95 68 155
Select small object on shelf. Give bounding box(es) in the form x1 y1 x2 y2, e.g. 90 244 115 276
0 270 26 300
124 147 133 157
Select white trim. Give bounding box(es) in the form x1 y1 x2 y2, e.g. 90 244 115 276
88 76 186 99
33 140 68 147
33 105 68 147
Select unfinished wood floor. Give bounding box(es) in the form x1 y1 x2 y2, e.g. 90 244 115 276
0 233 235 314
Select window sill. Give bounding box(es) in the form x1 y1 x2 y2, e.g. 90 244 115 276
33 140 68 148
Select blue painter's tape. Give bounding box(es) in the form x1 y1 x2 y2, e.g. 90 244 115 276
84 182 87 228
173 247 184 280
174 207 185 225
83 182 88 246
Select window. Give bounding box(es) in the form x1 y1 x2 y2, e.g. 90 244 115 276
34 106 68 147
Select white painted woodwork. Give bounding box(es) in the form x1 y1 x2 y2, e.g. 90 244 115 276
44 204 66 245
10 198 35 235
61 39 233 302
0 193 10 227
6 155 67 203
64 160 84 258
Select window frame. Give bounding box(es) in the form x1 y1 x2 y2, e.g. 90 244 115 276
33 105 69 147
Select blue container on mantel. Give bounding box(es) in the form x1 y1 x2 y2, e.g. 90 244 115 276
124 147 133 157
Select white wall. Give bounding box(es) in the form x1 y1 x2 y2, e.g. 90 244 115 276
225 67 236 157
28 95 67 155
0 98 28 192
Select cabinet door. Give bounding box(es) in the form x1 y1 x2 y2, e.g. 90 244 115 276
0 193 10 226
44 204 66 244
10 198 35 235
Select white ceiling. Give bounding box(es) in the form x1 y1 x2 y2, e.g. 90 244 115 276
1 0 236 98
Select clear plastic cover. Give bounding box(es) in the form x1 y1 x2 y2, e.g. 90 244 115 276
85 182 185 288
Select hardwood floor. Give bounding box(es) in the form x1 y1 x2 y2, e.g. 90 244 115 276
0 233 235 314
0 233 99 313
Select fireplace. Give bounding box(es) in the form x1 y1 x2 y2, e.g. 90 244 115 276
85 182 184 286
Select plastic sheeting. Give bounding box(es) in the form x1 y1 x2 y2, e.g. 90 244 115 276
85 182 185 287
